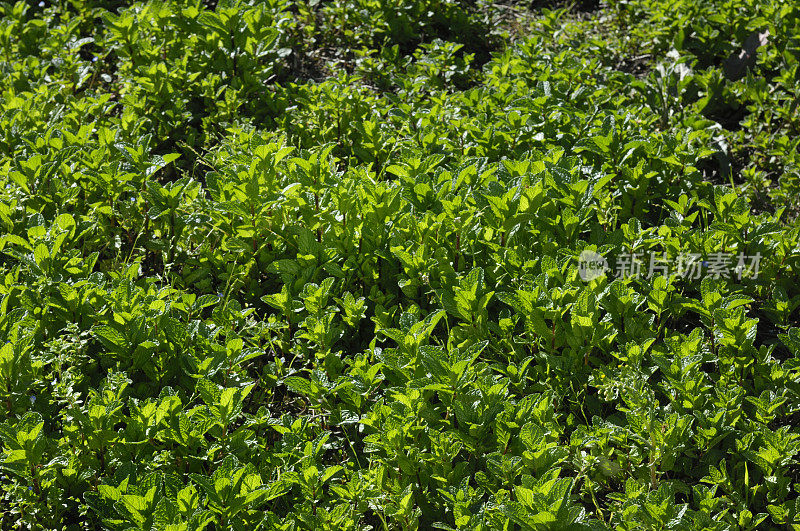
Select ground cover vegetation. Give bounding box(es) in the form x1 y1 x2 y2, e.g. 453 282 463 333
1 0 800 528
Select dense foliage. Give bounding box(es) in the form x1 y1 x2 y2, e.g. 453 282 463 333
1 0 799 528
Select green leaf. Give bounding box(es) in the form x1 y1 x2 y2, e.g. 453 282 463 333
284 376 320 398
